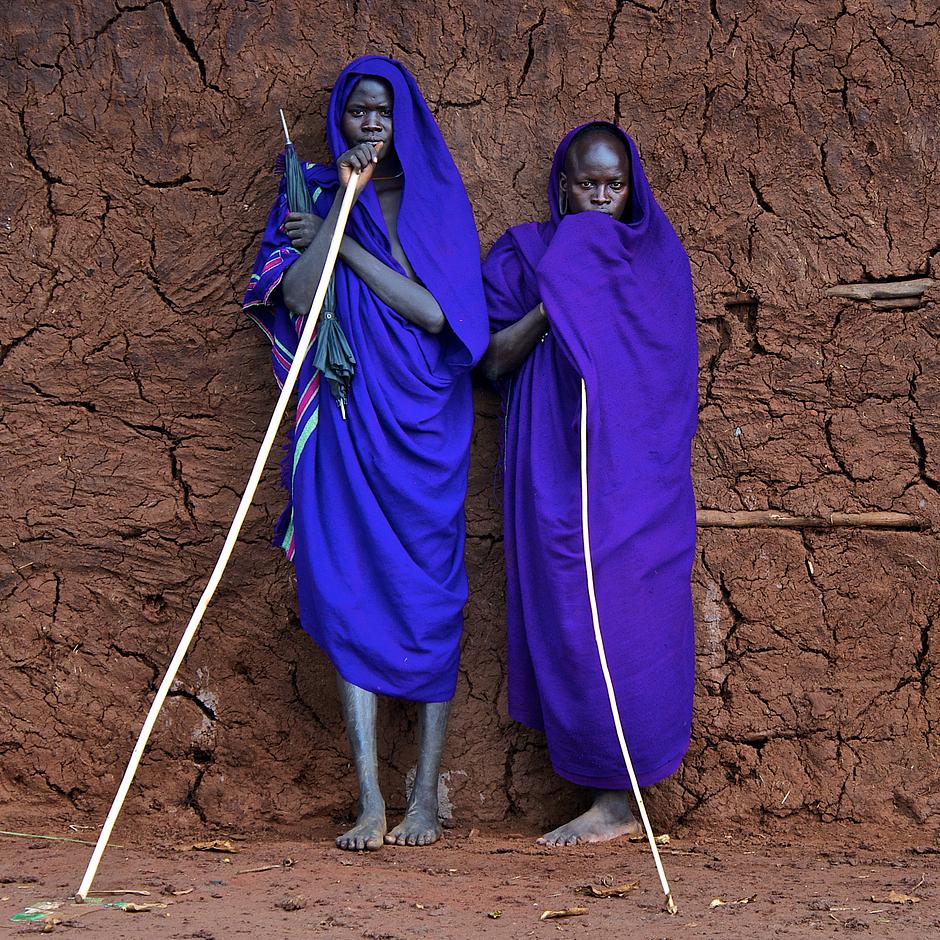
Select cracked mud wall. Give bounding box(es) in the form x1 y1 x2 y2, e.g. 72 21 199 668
1 1 938 837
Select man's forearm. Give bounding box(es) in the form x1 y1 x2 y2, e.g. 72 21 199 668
340 241 444 334
479 304 548 381
282 192 444 334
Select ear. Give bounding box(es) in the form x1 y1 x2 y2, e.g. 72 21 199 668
558 171 567 192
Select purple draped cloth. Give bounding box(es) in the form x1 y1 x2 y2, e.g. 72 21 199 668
482 123 697 788
243 56 489 702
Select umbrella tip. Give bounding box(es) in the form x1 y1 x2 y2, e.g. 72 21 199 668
279 109 291 144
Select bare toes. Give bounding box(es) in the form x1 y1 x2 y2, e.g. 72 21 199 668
338 824 385 852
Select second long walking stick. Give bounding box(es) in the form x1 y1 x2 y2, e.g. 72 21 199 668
75 170 361 902
578 378 678 915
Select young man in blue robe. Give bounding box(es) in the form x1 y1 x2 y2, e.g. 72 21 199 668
481 123 697 845
244 56 488 850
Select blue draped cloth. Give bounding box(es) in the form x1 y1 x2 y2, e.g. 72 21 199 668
482 123 697 788
243 56 489 702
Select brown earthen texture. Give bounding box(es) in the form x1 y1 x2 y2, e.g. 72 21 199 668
1 1 938 840
3 829 940 938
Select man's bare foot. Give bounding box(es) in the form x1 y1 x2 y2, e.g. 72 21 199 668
537 789 642 846
336 798 387 851
384 793 442 846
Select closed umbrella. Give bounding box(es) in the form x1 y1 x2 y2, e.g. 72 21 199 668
279 110 356 418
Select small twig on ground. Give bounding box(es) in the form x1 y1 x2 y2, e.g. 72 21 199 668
540 907 588 920
0 830 120 848
95 890 151 896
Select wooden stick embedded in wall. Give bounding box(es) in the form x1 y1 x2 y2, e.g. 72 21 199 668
696 510 922 530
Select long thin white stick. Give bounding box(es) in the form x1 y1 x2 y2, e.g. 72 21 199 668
279 108 291 144
578 378 678 915
75 171 360 903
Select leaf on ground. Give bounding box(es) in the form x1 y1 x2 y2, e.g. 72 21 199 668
870 891 921 905
578 881 639 898
181 840 238 853
487 910 502 919
540 907 588 920
275 895 307 912
629 833 671 845
710 895 756 908
121 902 168 913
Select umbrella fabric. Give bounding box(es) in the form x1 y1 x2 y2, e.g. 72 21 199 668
282 141 312 215
482 122 697 787
282 137 356 410
310 303 355 412
243 55 488 702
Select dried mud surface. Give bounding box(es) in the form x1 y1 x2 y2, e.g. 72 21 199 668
1 827 938 939
2 0 939 841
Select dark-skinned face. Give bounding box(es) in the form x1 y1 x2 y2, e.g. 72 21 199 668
560 133 631 219
340 77 394 161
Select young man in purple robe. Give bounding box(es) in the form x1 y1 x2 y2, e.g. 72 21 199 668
243 57 488 850
480 123 697 845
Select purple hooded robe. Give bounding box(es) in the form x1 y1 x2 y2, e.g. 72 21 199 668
482 123 697 788
243 57 489 702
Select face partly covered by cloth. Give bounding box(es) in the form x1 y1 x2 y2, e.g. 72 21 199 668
558 128 632 219
480 119 697 802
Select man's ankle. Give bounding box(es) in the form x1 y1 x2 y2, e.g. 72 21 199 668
408 785 439 810
357 791 385 814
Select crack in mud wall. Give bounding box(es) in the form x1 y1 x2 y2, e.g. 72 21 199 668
1 0 938 837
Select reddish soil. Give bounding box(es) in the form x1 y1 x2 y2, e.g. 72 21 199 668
2 825 937 939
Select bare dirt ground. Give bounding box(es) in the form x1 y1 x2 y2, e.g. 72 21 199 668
2 823 936 939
